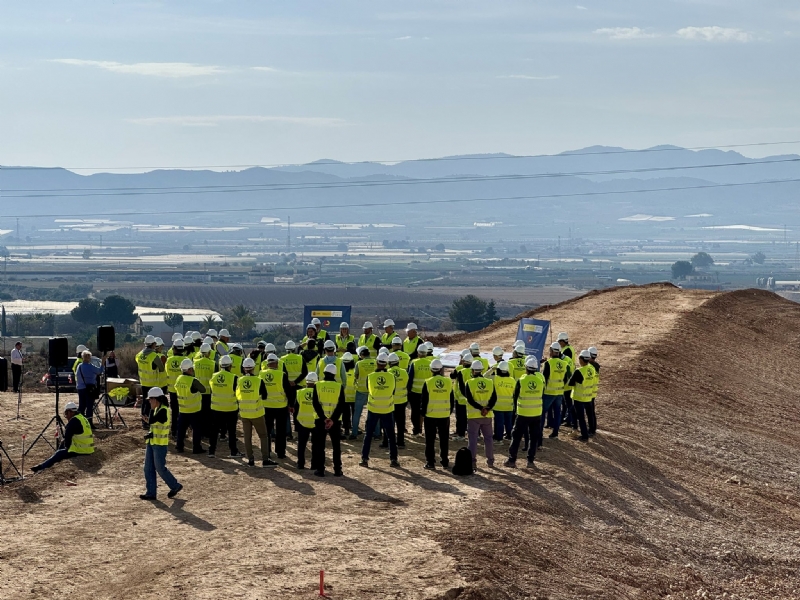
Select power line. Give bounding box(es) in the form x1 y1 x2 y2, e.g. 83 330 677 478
2 157 799 198
1 139 799 172
4 177 799 220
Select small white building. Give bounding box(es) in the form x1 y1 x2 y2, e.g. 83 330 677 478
135 310 223 340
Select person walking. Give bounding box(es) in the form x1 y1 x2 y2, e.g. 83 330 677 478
140 388 183 500
175 359 207 454
237 358 277 467
75 350 103 424
31 401 94 472
164 340 186 437
359 354 399 468
295 373 318 470
568 350 597 442
208 355 242 458
386 353 409 448
451 351 472 441
505 357 545 468
465 360 497 469
407 343 433 436
351 347 376 438
420 359 453 470
260 353 292 459
10 341 23 393
311 364 346 477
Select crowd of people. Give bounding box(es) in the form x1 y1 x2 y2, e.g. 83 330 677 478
29 319 601 500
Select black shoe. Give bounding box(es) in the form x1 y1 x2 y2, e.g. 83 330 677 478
191 449 205 454
167 484 183 499
526 460 535 468
297 462 306 470
263 459 278 468
277 454 286 459
348 434 358 440
287 435 294 441
548 432 559 439
397 442 406 448
588 432 596 437
248 458 255 467
424 463 436 470
522 445 528 452
314 470 325 477
390 460 401 468
334 469 343 477
175 448 185 453
139 494 156 500
219 434 227 440
207 451 215 458
229 450 244 458
441 460 450 469
359 459 369 467
379 442 389 448
31 465 42 473
578 436 589 442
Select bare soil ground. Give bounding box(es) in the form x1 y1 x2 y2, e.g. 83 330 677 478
2 284 800 599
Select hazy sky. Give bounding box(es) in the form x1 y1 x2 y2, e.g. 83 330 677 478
1 1 799 170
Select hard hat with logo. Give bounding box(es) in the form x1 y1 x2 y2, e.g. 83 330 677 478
242 357 256 369
219 355 233 366
180 359 194 372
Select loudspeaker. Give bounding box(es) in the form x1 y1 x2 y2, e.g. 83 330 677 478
97 325 116 353
48 337 69 368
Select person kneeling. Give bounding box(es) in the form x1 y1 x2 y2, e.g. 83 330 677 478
140 388 183 500
31 402 94 473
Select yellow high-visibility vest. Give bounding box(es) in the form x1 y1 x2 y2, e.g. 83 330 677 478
236 375 265 419
424 375 451 418
466 377 494 419
572 365 597 403
175 374 202 414
296 387 316 429
316 380 342 420
410 357 433 394
260 368 288 408
389 366 409 404
517 373 545 417
210 370 238 412
367 371 395 414
148 405 171 445
68 414 95 454
493 375 516 412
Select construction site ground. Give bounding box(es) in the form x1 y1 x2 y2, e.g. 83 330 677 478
2 283 800 599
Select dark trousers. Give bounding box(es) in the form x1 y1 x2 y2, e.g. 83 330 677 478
342 403 354 436
77 388 94 422
141 386 152 428
312 420 342 473
407 392 422 434
35 448 78 471
588 399 597 434
424 416 450 466
176 411 204 453
563 391 576 429
209 410 239 454
264 406 289 457
362 412 397 461
509 415 541 462
169 392 179 436
574 401 593 439
455 403 467 436
541 394 563 442
11 364 22 393
200 394 212 438
296 424 314 469
384 402 407 446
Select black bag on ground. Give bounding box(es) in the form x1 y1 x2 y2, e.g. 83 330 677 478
452 447 474 476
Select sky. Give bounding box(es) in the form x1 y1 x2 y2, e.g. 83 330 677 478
1 0 799 170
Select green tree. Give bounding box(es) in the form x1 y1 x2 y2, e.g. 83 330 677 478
228 305 256 338
691 252 714 268
98 295 137 328
671 260 694 279
449 295 488 332
82 248 92 259
484 299 499 324
434 243 445 252
752 251 766 265
200 314 219 333
163 313 184 333
71 298 102 325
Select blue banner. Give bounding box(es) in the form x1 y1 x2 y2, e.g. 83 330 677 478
303 306 352 333
515 318 550 364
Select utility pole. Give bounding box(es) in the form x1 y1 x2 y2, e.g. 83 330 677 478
287 216 291 251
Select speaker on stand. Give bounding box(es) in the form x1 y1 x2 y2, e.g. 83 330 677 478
25 337 69 456
94 325 126 429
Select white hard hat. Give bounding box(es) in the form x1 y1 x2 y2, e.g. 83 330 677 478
154 337 164 346
285 340 296 350
191 332 202 342
76 344 88 353
557 332 569 342
242 357 256 369
180 358 193 371
340 322 349 329
64 401 79 412
306 372 319 383
172 333 183 342
514 339 525 348
230 343 242 350
257 340 267 348
550 342 561 351
525 356 539 370
383 319 395 328
311 317 322 326
267 353 279 362
579 349 592 360
200 343 211 353
469 342 480 352
471 360 484 371
324 363 337 375
324 340 336 350
417 344 428 355
207 329 218 337
144 336 156 345
306 323 315 331
493 346 504 356
378 347 389 355
425 341 435 351
363 321 373 329
406 323 417 331
376 354 388 364
203 336 213 345
219 355 233 366
430 359 443 370
218 329 230 338
388 352 400 364
588 346 598 357
392 336 402 345
497 360 509 372
342 352 354 361
174 339 185 349
461 349 471 357
182 336 193 345
265 343 276 352
147 387 165 399
358 346 369 356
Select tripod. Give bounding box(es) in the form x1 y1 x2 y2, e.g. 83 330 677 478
92 353 127 429
24 369 65 456
0 439 23 485
8 371 29 421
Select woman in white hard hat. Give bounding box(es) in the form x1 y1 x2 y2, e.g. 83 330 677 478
140 387 182 500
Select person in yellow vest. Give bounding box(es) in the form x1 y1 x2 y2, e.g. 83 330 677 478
504 357 546 468
251 341 268 371
207 355 243 458
72 344 87 377
469 342 490 371
175 359 207 454
339 352 357 437
30 401 94 472
310 317 329 346
301 323 321 355
189 331 203 356
216 328 231 356
507 342 527 380
228 344 244 376
587 346 600 436
358 322 381 358
238 358 277 467
390 337 411 370
492 361 516 443
407 342 433 436
294 372 318 470
465 360 497 469
317 340 346 382
402 323 424 359
541 342 570 443
260 353 293 459
139 388 183 500
136 335 165 430
193 343 216 442
154 337 169 393
568 350 597 442
351 346 377 439
167 333 182 357
165 339 187 437
334 322 355 356
420 359 453 470
484 346 506 378
380 319 396 349
557 332 577 430
281 340 307 408
311 364 346 477
451 350 473 441
359 354 399 468
385 352 409 448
